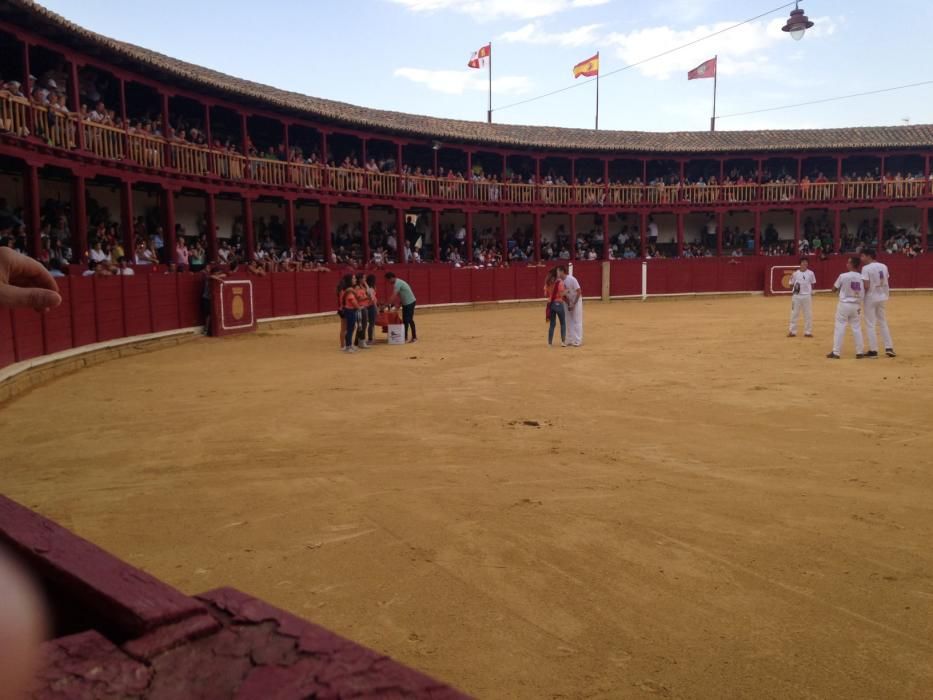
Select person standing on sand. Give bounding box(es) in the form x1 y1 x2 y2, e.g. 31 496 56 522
385 271 417 343
544 268 567 347
558 265 583 347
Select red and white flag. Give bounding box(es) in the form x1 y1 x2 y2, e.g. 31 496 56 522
687 57 717 80
468 44 491 69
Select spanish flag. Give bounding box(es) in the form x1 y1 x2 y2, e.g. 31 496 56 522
573 53 599 79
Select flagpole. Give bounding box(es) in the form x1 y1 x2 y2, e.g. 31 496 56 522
487 41 492 124
595 51 599 130
710 54 718 132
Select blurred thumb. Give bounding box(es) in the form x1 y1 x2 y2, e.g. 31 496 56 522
0 284 62 311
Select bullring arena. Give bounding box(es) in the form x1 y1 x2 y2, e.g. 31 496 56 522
1 1 933 698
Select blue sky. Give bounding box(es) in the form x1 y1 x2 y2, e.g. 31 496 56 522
38 0 933 133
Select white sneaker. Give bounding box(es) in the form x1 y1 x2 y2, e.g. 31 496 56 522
560 342 567 347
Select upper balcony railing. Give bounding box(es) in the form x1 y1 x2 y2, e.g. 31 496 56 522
3 95 931 209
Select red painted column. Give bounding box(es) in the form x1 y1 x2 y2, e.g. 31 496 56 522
639 211 648 257
833 208 841 253
601 212 611 260
241 113 251 180
120 180 135 258
466 151 473 200
22 42 35 136
396 207 405 262
361 204 370 263
464 210 473 263
320 132 329 188
836 156 843 200
793 207 801 253
322 202 333 262
753 209 761 255
675 213 684 257
534 157 541 204
162 187 176 263
69 61 84 150
72 173 88 261
569 213 577 260
205 191 217 262
161 92 171 143
877 207 884 250
533 212 541 262
243 197 255 261
719 159 725 182
432 209 441 263
118 77 130 156
284 197 296 250
24 162 41 258
715 211 724 257
641 159 648 184
500 211 508 258
203 104 212 149
920 206 928 250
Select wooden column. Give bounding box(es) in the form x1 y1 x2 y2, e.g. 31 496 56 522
322 202 332 261
396 207 405 261
569 213 577 260
464 210 473 263
361 204 370 263
500 211 508 259
602 212 611 260
204 104 212 147
533 212 541 262
720 159 725 182
833 208 841 254
118 78 130 156
433 209 441 262
205 191 217 262
753 210 761 255
241 113 249 156
793 207 801 253
162 187 176 263
284 197 296 250
161 92 171 140
715 211 724 257
69 61 84 150
24 163 41 258
22 42 35 135
877 207 884 250
466 151 473 200
320 132 329 188
920 206 928 251
72 173 88 261
243 197 255 261
675 213 684 257
639 212 648 257
534 158 541 204
641 159 648 184
120 180 135 258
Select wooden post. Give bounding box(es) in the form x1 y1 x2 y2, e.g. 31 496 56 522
120 180 135 258
753 209 761 255
920 206 928 251
322 202 332 262
569 213 576 260
464 210 473 263
466 151 473 200
205 191 217 262
533 211 541 262
433 209 441 262
676 212 684 257
500 210 508 260
639 211 648 257
204 104 212 147
243 197 255 261
320 132 329 188
396 207 405 262
716 210 724 257
118 77 130 157
361 204 370 263
284 197 296 250
72 173 88 261
833 208 841 254
793 207 801 254
602 212 611 260
163 187 176 263
877 207 884 250
24 163 41 258
22 42 35 136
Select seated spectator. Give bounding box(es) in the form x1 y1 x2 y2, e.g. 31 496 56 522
116 256 134 276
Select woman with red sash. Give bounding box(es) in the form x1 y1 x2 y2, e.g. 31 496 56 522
544 268 567 347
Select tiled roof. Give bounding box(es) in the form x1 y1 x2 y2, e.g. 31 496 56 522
12 0 933 156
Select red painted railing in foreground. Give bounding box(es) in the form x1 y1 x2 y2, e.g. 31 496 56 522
2 256 931 373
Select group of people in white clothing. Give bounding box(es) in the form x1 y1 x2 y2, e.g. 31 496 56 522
544 265 583 347
787 249 896 359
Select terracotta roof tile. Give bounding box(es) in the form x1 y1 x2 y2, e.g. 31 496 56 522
12 0 933 155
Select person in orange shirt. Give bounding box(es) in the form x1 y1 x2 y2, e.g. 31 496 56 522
353 273 371 349
365 274 378 345
340 274 360 353
544 268 567 347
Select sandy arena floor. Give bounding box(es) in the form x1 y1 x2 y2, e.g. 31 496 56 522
2 295 933 699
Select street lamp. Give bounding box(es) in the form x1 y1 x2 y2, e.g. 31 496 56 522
782 1 814 41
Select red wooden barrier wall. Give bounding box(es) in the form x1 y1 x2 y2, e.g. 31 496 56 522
1 258 930 373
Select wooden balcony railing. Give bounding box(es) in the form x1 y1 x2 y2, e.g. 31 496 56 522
3 96 931 209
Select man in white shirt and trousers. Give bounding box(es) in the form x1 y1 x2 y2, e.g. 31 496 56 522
859 248 895 358
827 256 866 360
787 257 816 337
558 264 583 347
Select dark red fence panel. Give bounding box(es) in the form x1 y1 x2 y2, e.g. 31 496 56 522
122 275 152 337
492 267 516 301
149 274 180 332
42 277 73 355
610 261 642 296
450 269 472 303
11 308 43 362
271 272 298 318
251 275 273 319
574 262 602 298
295 272 319 314
427 266 451 305
317 272 338 313
0 307 14 368
93 276 124 342
176 274 202 328
69 276 97 348
514 265 539 300
471 269 495 302
406 266 431 306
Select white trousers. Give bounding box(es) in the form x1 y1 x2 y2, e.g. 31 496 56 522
567 298 584 346
789 295 813 335
863 299 893 352
833 302 864 356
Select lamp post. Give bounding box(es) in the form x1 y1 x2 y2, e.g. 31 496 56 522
782 1 815 41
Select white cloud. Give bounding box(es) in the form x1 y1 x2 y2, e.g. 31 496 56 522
389 0 607 21
606 16 837 81
499 22 603 47
393 68 533 95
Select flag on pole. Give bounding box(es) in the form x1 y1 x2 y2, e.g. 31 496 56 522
573 54 600 78
468 44 491 69
687 57 717 80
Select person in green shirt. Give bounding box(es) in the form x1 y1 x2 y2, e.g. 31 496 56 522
385 271 417 343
